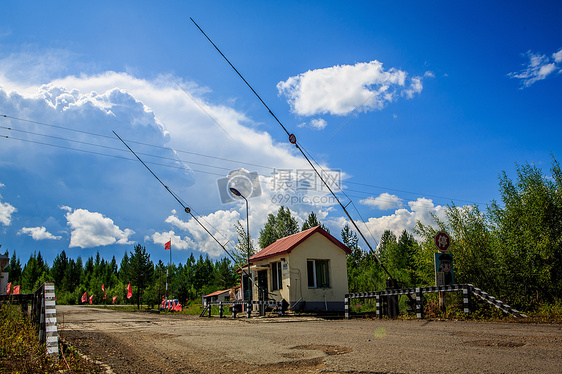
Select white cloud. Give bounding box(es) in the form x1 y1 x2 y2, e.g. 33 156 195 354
18 226 62 240
63 207 134 248
151 209 241 257
0 193 16 226
553 49 562 63
360 193 402 210
310 118 327 130
362 197 447 245
297 118 328 131
509 48 562 87
277 61 423 116
402 76 423 99
0 53 350 256
149 230 191 250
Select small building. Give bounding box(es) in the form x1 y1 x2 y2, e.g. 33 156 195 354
202 288 234 306
244 225 351 312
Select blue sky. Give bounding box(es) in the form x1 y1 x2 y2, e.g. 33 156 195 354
1 1 561 266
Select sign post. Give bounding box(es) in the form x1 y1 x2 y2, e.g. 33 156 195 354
433 231 452 311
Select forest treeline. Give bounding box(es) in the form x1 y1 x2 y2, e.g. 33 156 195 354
3 159 561 311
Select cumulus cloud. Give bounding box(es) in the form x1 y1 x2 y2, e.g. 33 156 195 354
62 206 134 248
149 230 191 250
277 61 424 116
362 197 447 245
18 226 62 240
310 118 328 130
297 118 328 131
150 209 241 257
509 48 562 87
360 193 402 210
0 193 16 226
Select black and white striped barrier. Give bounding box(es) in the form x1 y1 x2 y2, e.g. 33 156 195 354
204 300 283 318
469 285 527 318
345 284 523 319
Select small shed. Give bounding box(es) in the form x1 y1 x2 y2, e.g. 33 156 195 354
202 288 233 306
244 225 351 312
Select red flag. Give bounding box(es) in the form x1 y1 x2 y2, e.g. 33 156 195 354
174 302 182 312
102 284 107 299
89 295 93 304
165 240 171 250
81 291 87 303
6 282 11 295
127 283 132 299
112 296 117 304
161 298 165 309
13 285 20 295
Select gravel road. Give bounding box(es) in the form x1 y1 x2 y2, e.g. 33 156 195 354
57 305 562 373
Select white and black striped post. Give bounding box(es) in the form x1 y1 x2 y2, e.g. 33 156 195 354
219 302 223 318
462 285 471 314
344 295 350 319
376 294 381 319
39 282 58 359
416 287 424 319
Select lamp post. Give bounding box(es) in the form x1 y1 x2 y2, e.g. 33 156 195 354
229 187 252 308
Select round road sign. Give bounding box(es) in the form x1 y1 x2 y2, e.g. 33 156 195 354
434 231 450 253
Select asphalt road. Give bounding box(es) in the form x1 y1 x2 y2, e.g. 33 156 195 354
57 305 562 373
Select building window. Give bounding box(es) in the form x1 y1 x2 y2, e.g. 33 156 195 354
271 262 282 291
307 259 330 288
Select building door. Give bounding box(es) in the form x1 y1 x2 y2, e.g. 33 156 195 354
257 270 268 301
242 274 251 301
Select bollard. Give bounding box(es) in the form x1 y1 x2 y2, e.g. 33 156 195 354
344 295 349 319
219 302 223 318
376 294 381 319
246 302 252 318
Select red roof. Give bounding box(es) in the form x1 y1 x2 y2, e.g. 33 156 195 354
249 226 351 262
203 289 230 298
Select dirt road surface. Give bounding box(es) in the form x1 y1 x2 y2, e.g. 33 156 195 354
57 305 561 373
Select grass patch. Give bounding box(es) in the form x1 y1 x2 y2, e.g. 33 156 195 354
0 304 102 373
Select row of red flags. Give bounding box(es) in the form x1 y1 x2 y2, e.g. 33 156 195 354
81 283 133 304
161 298 183 312
5 282 20 295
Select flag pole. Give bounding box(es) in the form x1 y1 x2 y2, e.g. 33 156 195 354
169 239 172 299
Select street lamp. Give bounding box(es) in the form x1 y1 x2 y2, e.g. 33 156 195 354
229 187 252 307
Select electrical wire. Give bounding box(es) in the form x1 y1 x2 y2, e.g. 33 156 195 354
0 116 480 207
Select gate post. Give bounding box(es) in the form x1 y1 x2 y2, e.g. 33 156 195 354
246 301 252 318
219 302 223 318
376 294 382 319
416 287 424 319
462 285 471 315
344 295 350 319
